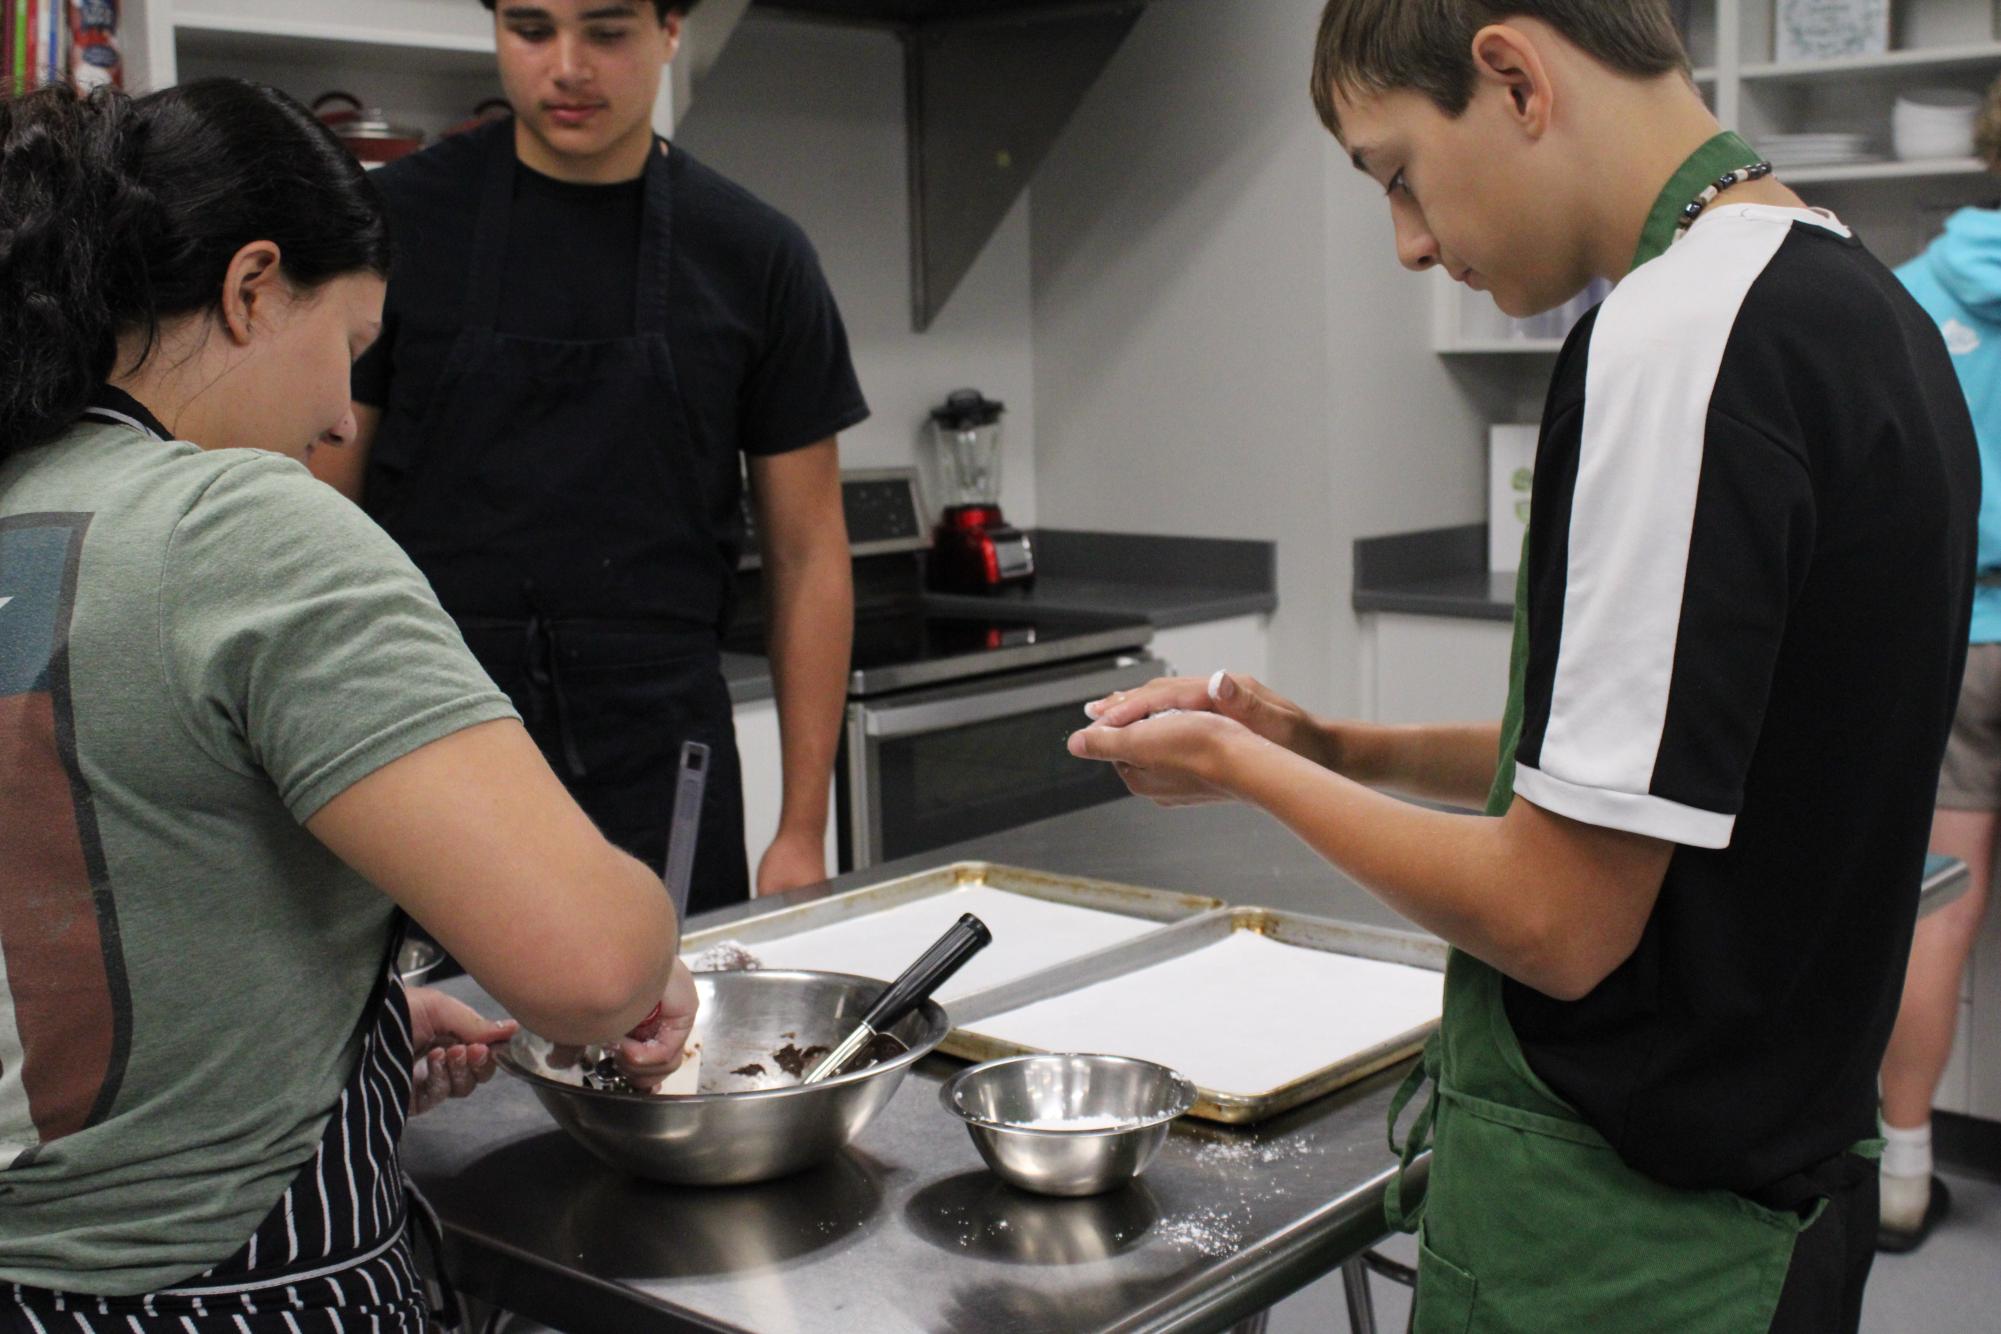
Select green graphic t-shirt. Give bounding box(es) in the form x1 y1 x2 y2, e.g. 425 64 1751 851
0 413 517 1295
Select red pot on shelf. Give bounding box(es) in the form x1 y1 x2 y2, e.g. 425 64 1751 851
447 98 514 138
313 91 426 167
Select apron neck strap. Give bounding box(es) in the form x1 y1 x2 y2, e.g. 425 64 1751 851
1631 130 1761 273
466 125 520 333
465 126 676 338
636 139 676 338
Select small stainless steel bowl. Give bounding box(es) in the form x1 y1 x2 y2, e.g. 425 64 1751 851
939 1054 1196 1197
397 938 443 986
499 970 947 1187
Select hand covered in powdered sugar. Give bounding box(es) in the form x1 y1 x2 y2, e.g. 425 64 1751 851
405 985 519 1116
1067 707 1260 808
688 938 764 972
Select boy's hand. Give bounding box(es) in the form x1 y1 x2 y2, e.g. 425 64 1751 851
1083 671 1331 769
1067 708 1264 807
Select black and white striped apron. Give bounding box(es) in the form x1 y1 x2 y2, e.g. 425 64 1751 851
5 963 449 1333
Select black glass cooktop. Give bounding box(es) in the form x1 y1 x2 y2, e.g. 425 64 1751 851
848 608 1045 670
727 602 1150 697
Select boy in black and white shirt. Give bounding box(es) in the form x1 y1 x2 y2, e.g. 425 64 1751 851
1066 2 1977 1327
1510 200 1977 1194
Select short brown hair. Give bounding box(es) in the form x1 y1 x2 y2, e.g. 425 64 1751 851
1311 0 1688 136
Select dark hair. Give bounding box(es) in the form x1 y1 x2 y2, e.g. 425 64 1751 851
0 78 392 460
479 0 700 19
1310 0 1689 136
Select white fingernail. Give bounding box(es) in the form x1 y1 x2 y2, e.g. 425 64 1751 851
1207 669 1228 702
1084 701 1102 720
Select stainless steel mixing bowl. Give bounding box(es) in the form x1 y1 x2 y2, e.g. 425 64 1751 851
499 970 948 1187
939 1054 1196 1197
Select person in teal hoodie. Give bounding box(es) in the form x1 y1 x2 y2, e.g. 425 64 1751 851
1883 93 2001 1252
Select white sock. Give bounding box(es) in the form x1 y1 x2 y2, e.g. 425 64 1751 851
1882 1120 1933 1180
1880 1121 1934 1231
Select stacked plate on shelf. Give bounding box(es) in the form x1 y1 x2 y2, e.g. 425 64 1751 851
1762 132 1880 169
1893 89 1981 162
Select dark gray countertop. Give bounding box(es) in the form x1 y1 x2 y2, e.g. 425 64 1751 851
934 531 1278 631
1352 524 1513 623
401 799 1966 1334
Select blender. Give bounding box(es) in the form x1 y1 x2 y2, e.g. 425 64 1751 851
926 389 1034 593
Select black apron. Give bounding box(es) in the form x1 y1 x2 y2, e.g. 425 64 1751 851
4 959 450 1332
365 127 750 914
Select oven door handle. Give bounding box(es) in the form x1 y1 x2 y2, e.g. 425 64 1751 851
860 656 1164 741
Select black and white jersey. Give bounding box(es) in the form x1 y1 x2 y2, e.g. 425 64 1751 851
1504 204 1978 1195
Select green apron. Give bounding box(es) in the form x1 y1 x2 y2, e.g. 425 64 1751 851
1384 133 1855 1334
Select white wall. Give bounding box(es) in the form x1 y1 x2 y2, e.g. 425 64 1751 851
676 14 1038 526
1029 0 1487 714
679 1 1496 714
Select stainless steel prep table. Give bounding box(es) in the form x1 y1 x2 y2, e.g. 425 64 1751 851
400 800 1970 1334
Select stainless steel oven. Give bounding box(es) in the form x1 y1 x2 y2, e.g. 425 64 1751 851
841 649 1163 870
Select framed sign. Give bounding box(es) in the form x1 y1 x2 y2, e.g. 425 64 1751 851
1775 0 1892 62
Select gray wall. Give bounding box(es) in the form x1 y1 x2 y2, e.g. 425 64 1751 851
1029 0 1487 713
682 1 1496 713
677 13 1040 526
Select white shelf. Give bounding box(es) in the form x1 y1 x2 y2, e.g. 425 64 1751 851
171 8 499 82
1779 156 1987 183
173 14 497 80
174 11 494 54
1437 340 1566 355
1743 41 2001 82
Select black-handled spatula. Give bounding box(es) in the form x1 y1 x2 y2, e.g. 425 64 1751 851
801 913 992 1085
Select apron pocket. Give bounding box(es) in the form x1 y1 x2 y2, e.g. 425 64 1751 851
1415 1231 1478 1334
1424 1089 1801 1333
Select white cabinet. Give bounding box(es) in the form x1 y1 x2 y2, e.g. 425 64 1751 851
1939 992 1975 1116
1971 879 2001 1118
733 696 836 890
1151 614 1272 685
1359 614 1512 725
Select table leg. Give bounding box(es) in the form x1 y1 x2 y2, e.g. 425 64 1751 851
1341 1255 1379 1334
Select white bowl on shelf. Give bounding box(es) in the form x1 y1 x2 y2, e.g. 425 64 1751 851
1894 89 1981 162
1764 131 1878 168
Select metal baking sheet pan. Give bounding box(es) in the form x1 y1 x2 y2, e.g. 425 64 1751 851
677 863 1224 1006
946 907 1447 1125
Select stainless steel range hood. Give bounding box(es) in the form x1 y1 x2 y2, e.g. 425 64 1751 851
753 0 1154 331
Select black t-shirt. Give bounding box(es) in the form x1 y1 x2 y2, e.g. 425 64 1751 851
351 122 869 622
497 164 643 340
1504 204 1977 1195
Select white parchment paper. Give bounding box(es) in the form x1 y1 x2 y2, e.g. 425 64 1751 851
969 932 1444 1095
686 885 1161 1002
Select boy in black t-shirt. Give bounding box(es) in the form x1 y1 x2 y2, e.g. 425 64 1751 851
1069 3 1976 1329
318 0 867 915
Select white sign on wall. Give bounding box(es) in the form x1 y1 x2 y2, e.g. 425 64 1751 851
1488 425 1538 576
1774 0 1891 62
